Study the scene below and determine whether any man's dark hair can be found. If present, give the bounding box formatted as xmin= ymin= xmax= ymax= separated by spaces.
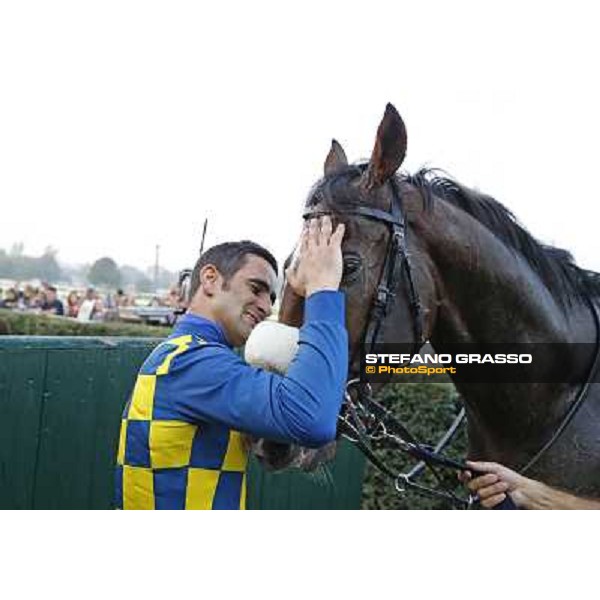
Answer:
xmin=189 ymin=241 xmax=278 ymax=298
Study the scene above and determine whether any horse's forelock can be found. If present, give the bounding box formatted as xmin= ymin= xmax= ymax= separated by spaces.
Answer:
xmin=306 ymin=163 xmax=392 ymax=213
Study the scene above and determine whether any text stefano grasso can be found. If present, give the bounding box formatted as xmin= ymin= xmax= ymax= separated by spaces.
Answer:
xmin=365 ymin=353 xmax=533 ymax=364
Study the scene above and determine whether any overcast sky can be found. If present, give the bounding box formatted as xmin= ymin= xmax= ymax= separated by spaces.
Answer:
xmin=1 ymin=1 xmax=599 ymax=274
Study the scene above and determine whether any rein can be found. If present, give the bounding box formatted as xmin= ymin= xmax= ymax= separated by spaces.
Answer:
xmin=340 ymin=379 xmax=471 ymax=507
xmin=521 ymin=296 xmax=600 ymax=474
xmin=303 ymin=174 xmax=600 ymax=509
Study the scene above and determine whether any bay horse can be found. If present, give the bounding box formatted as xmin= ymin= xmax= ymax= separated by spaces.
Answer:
xmin=272 ymin=103 xmax=600 ymax=501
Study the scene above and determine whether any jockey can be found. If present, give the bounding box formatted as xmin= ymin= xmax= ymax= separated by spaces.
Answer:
xmin=115 ymin=216 xmax=347 ymax=509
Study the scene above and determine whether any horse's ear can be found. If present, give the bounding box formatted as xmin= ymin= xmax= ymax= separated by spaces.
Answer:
xmin=324 ymin=139 xmax=348 ymax=176
xmin=363 ymin=103 xmax=407 ymax=190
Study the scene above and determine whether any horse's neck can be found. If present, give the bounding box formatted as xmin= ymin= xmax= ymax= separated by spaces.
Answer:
xmin=428 ymin=231 xmax=572 ymax=345
xmin=416 ymin=199 xmax=595 ymax=345
xmin=414 ymin=203 xmax=595 ymax=467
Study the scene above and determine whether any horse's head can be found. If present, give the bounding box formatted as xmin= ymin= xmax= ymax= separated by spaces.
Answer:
xmin=263 ymin=104 xmax=439 ymax=472
xmin=283 ymin=103 xmax=438 ymax=371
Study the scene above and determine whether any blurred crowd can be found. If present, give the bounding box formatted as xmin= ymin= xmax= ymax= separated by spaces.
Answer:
xmin=0 ymin=282 xmax=181 ymax=322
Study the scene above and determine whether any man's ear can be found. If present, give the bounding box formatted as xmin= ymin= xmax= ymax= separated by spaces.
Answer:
xmin=199 ymin=264 xmax=221 ymax=296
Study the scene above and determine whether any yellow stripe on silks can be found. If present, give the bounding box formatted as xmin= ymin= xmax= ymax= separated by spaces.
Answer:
xmin=185 ymin=468 xmax=220 ymax=510
xmin=240 ymin=473 xmax=247 ymax=510
xmin=123 ymin=466 xmax=155 ymax=510
xmin=127 ymin=375 xmax=156 ymax=421
xmin=156 ymin=335 xmax=192 ymax=376
xmin=150 ymin=420 xmax=196 ymax=469
xmin=116 ymin=419 xmax=127 ymax=465
xmin=221 ymin=430 xmax=249 ymax=472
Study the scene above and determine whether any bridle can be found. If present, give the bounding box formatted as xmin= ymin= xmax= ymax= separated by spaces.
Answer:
xmin=304 ymin=175 xmax=424 ymax=358
xmin=302 ymin=170 xmax=600 ymax=509
xmin=303 ymin=173 xmax=474 ymax=507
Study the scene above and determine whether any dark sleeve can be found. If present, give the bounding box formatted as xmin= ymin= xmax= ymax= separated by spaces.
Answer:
xmin=168 ymin=291 xmax=348 ymax=447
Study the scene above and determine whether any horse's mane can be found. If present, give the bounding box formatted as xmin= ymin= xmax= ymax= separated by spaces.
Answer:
xmin=306 ymin=165 xmax=600 ymax=309
xmin=406 ymin=168 xmax=600 ymax=309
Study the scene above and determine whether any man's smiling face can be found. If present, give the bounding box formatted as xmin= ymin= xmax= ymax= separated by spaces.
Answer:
xmin=212 ymin=254 xmax=277 ymax=347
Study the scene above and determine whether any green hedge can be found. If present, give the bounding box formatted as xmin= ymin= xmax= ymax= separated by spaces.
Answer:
xmin=361 ymin=383 xmax=467 ymax=509
xmin=0 ymin=309 xmax=168 ymax=337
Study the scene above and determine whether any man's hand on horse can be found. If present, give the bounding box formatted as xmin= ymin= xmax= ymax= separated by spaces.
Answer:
xmin=286 ymin=215 xmax=345 ymax=298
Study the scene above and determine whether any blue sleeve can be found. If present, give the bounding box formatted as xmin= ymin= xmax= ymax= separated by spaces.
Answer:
xmin=166 ymin=291 xmax=348 ymax=447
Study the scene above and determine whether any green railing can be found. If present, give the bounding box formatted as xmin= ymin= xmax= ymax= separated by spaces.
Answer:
xmin=0 ymin=337 xmax=364 ymax=509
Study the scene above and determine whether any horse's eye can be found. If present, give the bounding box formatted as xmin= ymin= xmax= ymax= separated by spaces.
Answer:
xmin=342 ymin=255 xmax=362 ymax=282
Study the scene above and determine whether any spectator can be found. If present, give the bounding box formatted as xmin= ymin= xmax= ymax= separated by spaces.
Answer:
xmin=66 ymin=291 xmax=80 ymax=318
xmin=165 ymin=286 xmax=180 ymax=308
xmin=41 ymin=286 xmax=65 ymax=316
xmin=77 ymin=288 xmax=98 ymax=321
xmin=115 ymin=291 xmax=128 ymax=307
xmin=115 ymin=289 xmax=128 ymax=308
xmin=92 ymin=297 xmax=106 ymax=321
xmin=24 ymin=285 xmax=42 ymax=309
xmin=16 ymin=289 xmax=27 ymax=310
xmin=104 ymin=292 xmax=115 ymax=310
xmin=0 ymin=288 xmax=18 ymax=309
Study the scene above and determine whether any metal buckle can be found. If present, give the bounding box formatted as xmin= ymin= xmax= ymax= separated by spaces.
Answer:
xmin=374 ymin=286 xmax=391 ymax=313
xmin=392 ymin=230 xmax=404 ymax=247
xmin=395 ymin=473 xmax=409 ymax=494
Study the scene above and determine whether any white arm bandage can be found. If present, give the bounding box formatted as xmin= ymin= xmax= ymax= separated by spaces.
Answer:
xmin=244 ymin=321 xmax=300 ymax=374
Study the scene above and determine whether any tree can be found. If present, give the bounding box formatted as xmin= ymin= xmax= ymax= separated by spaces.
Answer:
xmin=88 ymin=257 xmax=121 ymax=288
xmin=0 ymin=245 xmax=62 ymax=281
xmin=120 ymin=265 xmax=146 ymax=287
xmin=0 ymin=248 xmax=13 ymax=278
xmin=36 ymin=247 xmax=61 ymax=282
xmin=9 ymin=242 xmax=24 ymax=257
xmin=145 ymin=266 xmax=178 ymax=289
